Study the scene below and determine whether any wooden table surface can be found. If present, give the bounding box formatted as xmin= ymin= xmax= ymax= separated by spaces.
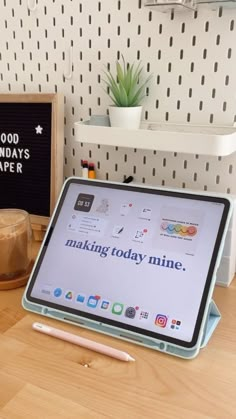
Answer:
xmin=0 ymin=256 xmax=236 ymax=418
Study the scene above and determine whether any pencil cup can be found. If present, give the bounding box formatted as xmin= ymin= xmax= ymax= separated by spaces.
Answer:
xmin=0 ymin=209 xmax=33 ymax=288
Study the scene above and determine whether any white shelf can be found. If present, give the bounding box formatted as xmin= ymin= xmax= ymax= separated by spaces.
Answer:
xmin=74 ymin=121 xmax=236 ymax=157
xmin=145 ymin=0 xmax=196 ymax=12
xmin=145 ymin=0 xmax=236 ymax=11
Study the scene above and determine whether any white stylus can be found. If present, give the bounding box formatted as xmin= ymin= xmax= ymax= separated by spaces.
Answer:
xmin=32 ymin=322 xmax=135 ymax=362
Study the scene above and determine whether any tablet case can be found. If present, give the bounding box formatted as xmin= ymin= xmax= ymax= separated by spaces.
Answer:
xmin=22 ymin=295 xmax=221 ymax=359
xmin=22 ymin=180 xmax=232 ymax=360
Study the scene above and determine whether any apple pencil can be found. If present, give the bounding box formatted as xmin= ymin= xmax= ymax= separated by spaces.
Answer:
xmin=32 ymin=322 xmax=135 ymax=362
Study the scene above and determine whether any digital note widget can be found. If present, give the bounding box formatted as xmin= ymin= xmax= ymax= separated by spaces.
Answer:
xmin=161 ymin=222 xmax=197 ymax=237
xmin=156 ymin=206 xmax=202 ymax=254
xmin=67 ymin=214 xmax=108 ymax=237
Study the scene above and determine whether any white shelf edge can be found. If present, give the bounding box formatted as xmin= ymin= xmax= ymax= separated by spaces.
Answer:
xmin=74 ymin=121 xmax=236 ymax=157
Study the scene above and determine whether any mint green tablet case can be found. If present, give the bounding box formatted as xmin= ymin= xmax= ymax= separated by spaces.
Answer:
xmin=22 ymin=179 xmax=232 ymax=359
xmin=22 ymin=295 xmax=221 ymax=359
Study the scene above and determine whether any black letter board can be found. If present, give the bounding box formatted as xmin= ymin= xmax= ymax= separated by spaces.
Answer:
xmin=0 ymin=94 xmax=64 ymax=229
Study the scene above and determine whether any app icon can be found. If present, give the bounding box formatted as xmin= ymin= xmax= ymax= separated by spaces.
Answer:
xmin=133 ymin=228 xmax=148 ymax=242
xmin=125 ymin=306 xmax=136 ymax=319
xmin=155 ymin=314 xmax=168 ymax=328
xmin=101 ymin=300 xmax=110 ymax=310
xmin=41 ymin=285 xmax=52 ymax=296
xmin=170 ymin=319 xmax=182 ymax=330
xmin=112 ymin=225 xmax=124 ymax=238
xmin=53 ymin=288 xmax=62 ymax=298
xmin=67 ymin=214 xmax=77 ymax=232
xmin=76 ymin=294 xmax=85 ymax=303
xmin=87 ymin=295 xmax=100 ymax=308
xmin=65 ymin=291 xmax=73 ymax=300
xmin=139 ymin=310 xmax=149 ymax=320
xmin=139 ymin=207 xmax=152 ymax=220
xmin=120 ymin=203 xmax=132 ymax=216
xmin=112 ymin=302 xmax=124 ymax=315
xmin=96 ymin=199 xmax=109 ymax=214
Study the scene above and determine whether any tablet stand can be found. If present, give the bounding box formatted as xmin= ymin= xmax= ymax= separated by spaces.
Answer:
xmin=166 ymin=300 xmax=221 ymax=358
xmin=200 ymin=300 xmax=221 ymax=349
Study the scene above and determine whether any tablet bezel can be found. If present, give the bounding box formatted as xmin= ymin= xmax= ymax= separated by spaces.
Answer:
xmin=24 ymin=178 xmax=231 ymax=350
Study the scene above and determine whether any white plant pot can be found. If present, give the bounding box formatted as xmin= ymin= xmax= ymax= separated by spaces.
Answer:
xmin=109 ymin=106 xmax=142 ymax=129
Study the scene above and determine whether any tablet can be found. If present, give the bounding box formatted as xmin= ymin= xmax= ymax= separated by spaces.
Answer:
xmin=23 ymin=178 xmax=232 ymax=359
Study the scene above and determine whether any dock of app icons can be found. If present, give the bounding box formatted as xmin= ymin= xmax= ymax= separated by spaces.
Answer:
xmin=52 ymin=287 xmax=180 ymax=330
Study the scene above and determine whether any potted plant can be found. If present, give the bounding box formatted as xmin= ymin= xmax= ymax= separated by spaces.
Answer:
xmin=103 ymin=56 xmax=152 ymax=129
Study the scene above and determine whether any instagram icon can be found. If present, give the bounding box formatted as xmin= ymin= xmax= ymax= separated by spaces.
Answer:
xmin=155 ymin=314 xmax=168 ymax=328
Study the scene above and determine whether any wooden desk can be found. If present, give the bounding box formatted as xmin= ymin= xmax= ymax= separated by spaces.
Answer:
xmin=0 ymin=272 xmax=236 ymax=418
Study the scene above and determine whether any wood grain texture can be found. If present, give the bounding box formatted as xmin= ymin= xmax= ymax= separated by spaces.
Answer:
xmin=0 ymin=278 xmax=235 ymax=418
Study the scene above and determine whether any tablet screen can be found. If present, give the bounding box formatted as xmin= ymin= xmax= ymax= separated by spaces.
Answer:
xmin=26 ymin=179 xmax=230 ymax=348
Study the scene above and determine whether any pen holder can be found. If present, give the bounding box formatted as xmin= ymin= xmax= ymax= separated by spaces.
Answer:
xmin=0 ymin=209 xmax=33 ymax=290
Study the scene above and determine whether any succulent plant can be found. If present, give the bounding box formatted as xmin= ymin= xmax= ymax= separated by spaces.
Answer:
xmin=103 ymin=56 xmax=151 ymax=107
